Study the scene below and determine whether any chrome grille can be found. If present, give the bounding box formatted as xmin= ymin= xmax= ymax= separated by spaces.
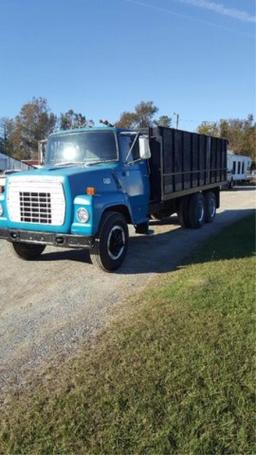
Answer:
xmin=7 ymin=176 xmax=66 ymax=226
xmin=19 ymin=191 xmax=52 ymax=224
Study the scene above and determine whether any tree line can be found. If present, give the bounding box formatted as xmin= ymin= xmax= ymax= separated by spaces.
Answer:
xmin=0 ymin=97 xmax=255 ymax=163
xmin=197 ymin=116 xmax=256 ymax=162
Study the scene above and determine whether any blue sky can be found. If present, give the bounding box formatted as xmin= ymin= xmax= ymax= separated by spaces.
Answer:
xmin=0 ymin=0 xmax=255 ymax=131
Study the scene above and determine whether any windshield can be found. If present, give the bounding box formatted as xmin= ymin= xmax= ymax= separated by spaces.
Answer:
xmin=45 ymin=131 xmax=118 ymax=166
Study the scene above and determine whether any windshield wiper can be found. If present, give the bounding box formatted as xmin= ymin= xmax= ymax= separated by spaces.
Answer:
xmin=85 ymin=160 xmax=116 ymax=166
xmin=54 ymin=161 xmax=85 ymax=167
xmin=52 ymin=159 xmax=117 ymax=167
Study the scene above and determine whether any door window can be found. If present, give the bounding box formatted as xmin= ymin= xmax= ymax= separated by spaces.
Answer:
xmin=119 ymin=134 xmax=140 ymax=163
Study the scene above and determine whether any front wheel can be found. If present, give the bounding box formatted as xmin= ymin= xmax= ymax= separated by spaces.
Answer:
xmin=12 ymin=242 xmax=46 ymax=260
xmin=90 ymin=212 xmax=128 ymax=272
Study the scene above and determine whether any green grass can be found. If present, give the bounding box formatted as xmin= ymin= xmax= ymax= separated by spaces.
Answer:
xmin=1 ymin=215 xmax=255 ymax=455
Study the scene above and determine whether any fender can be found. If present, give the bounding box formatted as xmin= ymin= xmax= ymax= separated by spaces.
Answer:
xmin=71 ymin=191 xmax=134 ymax=236
xmin=93 ymin=191 xmax=134 ymax=235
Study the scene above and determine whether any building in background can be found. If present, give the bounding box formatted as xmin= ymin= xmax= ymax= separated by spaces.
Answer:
xmin=227 ymin=151 xmax=252 ymax=187
xmin=0 ymin=151 xmax=31 ymax=173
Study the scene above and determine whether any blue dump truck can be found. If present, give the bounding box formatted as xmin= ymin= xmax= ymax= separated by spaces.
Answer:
xmin=0 ymin=126 xmax=227 ymax=271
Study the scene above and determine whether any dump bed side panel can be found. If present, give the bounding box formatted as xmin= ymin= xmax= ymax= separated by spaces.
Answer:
xmin=149 ymin=127 xmax=227 ymax=202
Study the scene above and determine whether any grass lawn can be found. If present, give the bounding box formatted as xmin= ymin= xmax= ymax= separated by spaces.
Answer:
xmin=1 ymin=215 xmax=255 ymax=455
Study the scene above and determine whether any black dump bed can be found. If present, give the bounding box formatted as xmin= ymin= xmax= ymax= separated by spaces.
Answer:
xmin=148 ymin=126 xmax=227 ymax=203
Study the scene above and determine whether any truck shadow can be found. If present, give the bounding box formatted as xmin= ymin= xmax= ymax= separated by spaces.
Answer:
xmin=38 ymin=215 xmax=181 ymax=265
xmin=39 ymin=209 xmax=255 ymax=275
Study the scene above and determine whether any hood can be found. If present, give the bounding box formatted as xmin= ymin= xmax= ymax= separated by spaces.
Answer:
xmin=7 ymin=162 xmax=120 ymax=197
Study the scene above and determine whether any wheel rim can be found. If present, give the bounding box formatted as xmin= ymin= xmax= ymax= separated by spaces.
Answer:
xmin=107 ymin=226 xmax=126 ymax=260
xmin=209 ymin=199 xmax=216 ymax=218
xmin=197 ymin=202 xmax=204 ymax=223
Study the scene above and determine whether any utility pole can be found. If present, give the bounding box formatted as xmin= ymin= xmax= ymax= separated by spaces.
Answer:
xmin=173 ymin=112 xmax=180 ymax=129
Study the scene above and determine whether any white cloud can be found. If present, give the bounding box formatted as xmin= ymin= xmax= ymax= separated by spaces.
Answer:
xmin=179 ymin=0 xmax=256 ymax=23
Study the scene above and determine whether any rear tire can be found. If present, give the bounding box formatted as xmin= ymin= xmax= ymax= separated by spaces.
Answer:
xmin=187 ymin=193 xmax=205 ymax=229
xmin=90 ymin=212 xmax=128 ymax=272
xmin=12 ymin=242 xmax=46 ymax=260
xmin=204 ymin=192 xmax=216 ymax=223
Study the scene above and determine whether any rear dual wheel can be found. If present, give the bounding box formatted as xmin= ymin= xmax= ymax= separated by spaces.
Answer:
xmin=178 ymin=191 xmax=216 ymax=229
xmin=204 ymin=191 xmax=216 ymax=223
xmin=187 ymin=193 xmax=205 ymax=228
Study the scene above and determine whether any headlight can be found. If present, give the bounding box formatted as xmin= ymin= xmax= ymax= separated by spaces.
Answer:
xmin=0 ymin=203 xmax=3 ymax=217
xmin=77 ymin=207 xmax=89 ymax=223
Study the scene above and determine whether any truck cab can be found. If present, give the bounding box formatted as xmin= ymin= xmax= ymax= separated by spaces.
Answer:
xmin=0 ymin=127 xmax=151 ymax=271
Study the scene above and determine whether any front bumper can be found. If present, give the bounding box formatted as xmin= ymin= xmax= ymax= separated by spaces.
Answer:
xmin=0 ymin=228 xmax=95 ymax=249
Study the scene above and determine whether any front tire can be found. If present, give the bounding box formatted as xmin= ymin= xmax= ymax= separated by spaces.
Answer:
xmin=12 ymin=242 xmax=46 ymax=260
xmin=90 ymin=212 xmax=128 ymax=272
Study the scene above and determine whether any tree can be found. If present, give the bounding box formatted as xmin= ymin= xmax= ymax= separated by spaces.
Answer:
xmin=116 ymin=101 xmax=173 ymax=129
xmin=197 ymin=115 xmax=256 ymax=162
xmin=197 ymin=121 xmax=219 ymax=137
xmin=116 ymin=101 xmax=159 ymax=128
xmin=8 ymin=97 xmax=57 ymax=160
xmin=134 ymin=101 xmax=158 ymax=128
xmin=155 ymin=115 xmax=172 ymax=127
xmin=59 ymin=109 xmax=89 ymax=130
xmin=114 ymin=111 xmax=138 ymax=129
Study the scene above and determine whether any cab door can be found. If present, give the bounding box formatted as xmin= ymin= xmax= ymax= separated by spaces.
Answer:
xmin=118 ymin=134 xmax=150 ymax=224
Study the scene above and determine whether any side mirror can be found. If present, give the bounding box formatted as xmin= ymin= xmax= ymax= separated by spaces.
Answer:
xmin=139 ymin=136 xmax=151 ymax=160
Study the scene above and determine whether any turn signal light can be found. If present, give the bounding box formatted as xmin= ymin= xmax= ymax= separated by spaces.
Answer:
xmin=86 ymin=186 xmax=96 ymax=196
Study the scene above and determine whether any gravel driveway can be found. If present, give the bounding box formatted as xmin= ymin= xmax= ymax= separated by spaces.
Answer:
xmin=0 ymin=188 xmax=255 ymax=399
